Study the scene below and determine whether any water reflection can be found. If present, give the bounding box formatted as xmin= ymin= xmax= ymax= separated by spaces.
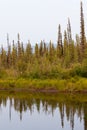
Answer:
xmin=0 ymin=92 xmax=87 ymax=130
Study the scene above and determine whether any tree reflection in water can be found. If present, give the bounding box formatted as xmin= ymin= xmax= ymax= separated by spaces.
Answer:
xmin=0 ymin=92 xmax=87 ymax=130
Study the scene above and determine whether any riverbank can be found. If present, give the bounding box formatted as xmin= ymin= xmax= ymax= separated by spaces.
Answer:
xmin=0 ymin=77 xmax=87 ymax=92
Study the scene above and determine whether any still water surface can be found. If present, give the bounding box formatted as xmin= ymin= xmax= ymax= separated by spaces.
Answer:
xmin=0 ymin=92 xmax=86 ymax=130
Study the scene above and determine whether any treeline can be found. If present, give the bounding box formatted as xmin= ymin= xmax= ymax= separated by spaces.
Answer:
xmin=0 ymin=1 xmax=87 ymax=79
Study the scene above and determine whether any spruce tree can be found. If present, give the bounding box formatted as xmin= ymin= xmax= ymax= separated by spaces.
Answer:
xmin=49 ymin=40 xmax=54 ymax=62
xmin=17 ymin=33 xmax=22 ymax=60
xmin=57 ymin=24 xmax=63 ymax=58
xmin=67 ymin=18 xmax=72 ymax=44
xmin=63 ymin=30 xmax=70 ymax=67
xmin=7 ymin=34 xmax=11 ymax=67
xmin=21 ymin=42 xmax=24 ymax=58
xmin=12 ymin=40 xmax=17 ymax=67
xmin=1 ymin=45 xmax=7 ymax=67
xmin=80 ymin=1 xmax=85 ymax=59
xmin=39 ymin=40 xmax=43 ymax=57
xmin=75 ymin=34 xmax=81 ymax=62
xmin=43 ymin=41 xmax=47 ymax=56
xmin=25 ymin=41 xmax=32 ymax=63
xmin=67 ymin=19 xmax=75 ymax=64
xmin=63 ymin=30 xmax=68 ymax=58
xmin=35 ymin=43 xmax=39 ymax=58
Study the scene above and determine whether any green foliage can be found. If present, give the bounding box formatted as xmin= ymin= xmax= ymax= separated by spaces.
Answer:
xmin=0 ymin=68 xmax=7 ymax=78
xmin=17 ymin=60 xmax=27 ymax=76
xmin=81 ymin=59 xmax=87 ymax=77
xmin=69 ymin=64 xmax=82 ymax=77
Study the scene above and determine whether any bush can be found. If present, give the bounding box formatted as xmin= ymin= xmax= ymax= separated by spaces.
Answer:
xmin=81 ymin=59 xmax=87 ymax=77
xmin=0 ymin=69 xmax=7 ymax=78
xmin=70 ymin=64 xmax=82 ymax=77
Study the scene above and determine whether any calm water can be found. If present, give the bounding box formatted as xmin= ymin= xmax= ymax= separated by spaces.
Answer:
xmin=0 ymin=92 xmax=87 ymax=130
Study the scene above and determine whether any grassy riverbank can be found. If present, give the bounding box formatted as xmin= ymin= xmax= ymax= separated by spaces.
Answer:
xmin=0 ymin=77 xmax=87 ymax=92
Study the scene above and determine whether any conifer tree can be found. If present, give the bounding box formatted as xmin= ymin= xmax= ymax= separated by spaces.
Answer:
xmin=7 ymin=45 xmax=11 ymax=67
xmin=43 ymin=41 xmax=47 ymax=56
xmin=39 ymin=40 xmax=43 ymax=57
xmin=80 ymin=1 xmax=85 ymax=58
xmin=74 ymin=45 xmax=79 ymax=63
xmin=7 ymin=34 xmax=11 ymax=67
xmin=69 ymin=40 xmax=75 ymax=64
xmin=49 ymin=40 xmax=54 ymax=62
xmin=63 ymin=30 xmax=68 ymax=57
xmin=12 ymin=40 xmax=17 ymax=67
xmin=75 ymin=34 xmax=81 ymax=62
xmin=1 ymin=45 xmax=7 ymax=67
xmin=67 ymin=19 xmax=75 ymax=64
xmin=63 ymin=31 xmax=70 ymax=67
xmin=35 ymin=43 xmax=39 ymax=58
xmin=25 ymin=40 xmax=32 ymax=63
xmin=57 ymin=24 xmax=63 ymax=58
xmin=17 ymin=33 xmax=22 ymax=60
xmin=67 ymin=18 xmax=72 ymax=44
xmin=21 ymin=42 xmax=24 ymax=58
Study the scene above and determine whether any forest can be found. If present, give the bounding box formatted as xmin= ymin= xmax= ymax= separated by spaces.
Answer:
xmin=0 ymin=2 xmax=87 ymax=91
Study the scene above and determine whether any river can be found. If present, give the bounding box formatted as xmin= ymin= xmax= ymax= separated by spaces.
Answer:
xmin=0 ymin=92 xmax=86 ymax=130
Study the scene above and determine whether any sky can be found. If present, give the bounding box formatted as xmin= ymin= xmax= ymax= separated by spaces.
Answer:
xmin=0 ymin=0 xmax=87 ymax=46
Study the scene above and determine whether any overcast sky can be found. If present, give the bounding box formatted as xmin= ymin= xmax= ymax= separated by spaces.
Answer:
xmin=0 ymin=0 xmax=87 ymax=46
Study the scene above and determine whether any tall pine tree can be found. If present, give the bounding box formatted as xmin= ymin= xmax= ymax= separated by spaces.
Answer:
xmin=57 ymin=24 xmax=63 ymax=58
xmin=80 ymin=1 xmax=85 ymax=59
